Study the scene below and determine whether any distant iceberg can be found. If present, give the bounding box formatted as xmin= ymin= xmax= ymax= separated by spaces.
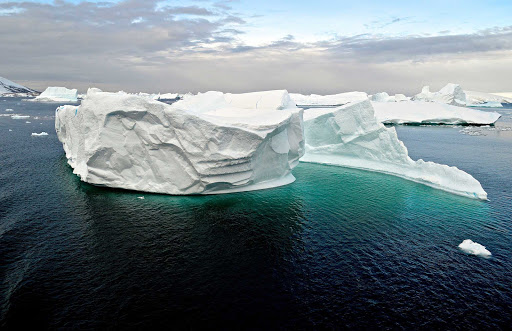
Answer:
xmin=465 ymin=90 xmax=511 ymax=106
xmin=372 ymin=101 xmax=501 ymax=125
xmin=34 ymin=87 xmax=78 ymax=103
xmin=11 ymin=114 xmax=30 ymax=119
xmin=458 ymin=239 xmax=491 ymax=257
xmin=55 ymin=88 xmax=305 ymax=195
xmin=290 ymin=92 xmax=368 ymax=106
xmin=300 ymin=99 xmax=488 ymax=200
xmin=413 ymin=83 xmax=467 ymax=106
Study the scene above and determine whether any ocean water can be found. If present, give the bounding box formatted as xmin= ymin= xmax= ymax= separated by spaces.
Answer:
xmin=1 ymin=99 xmax=511 ymax=329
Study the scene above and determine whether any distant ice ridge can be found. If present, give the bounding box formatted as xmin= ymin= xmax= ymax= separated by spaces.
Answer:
xmin=0 ymin=76 xmax=39 ymax=96
xmin=372 ymin=101 xmax=501 ymax=125
xmin=55 ymin=88 xmax=305 ymax=195
xmin=300 ymin=99 xmax=488 ymax=200
xmin=458 ymin=239 xmax=491 ymax=257
xmin=34 ymin=87 xmax=78 ymax=102
xmin=290 ymin=92 xmax=368 ymax=106
xmin=413 ymin=83 xmax=467 ymax=106
xmin=465 ymin=90 xmax=512 ymax=106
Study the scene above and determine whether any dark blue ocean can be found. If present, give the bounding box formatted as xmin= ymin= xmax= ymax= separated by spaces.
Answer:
xmin=1 ymin=98 xmax=511 ymax=329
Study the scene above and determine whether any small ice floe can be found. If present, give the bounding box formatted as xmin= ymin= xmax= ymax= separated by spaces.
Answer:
xmin=5 ymin=108 xmax=13 ymax=112
xmin=458 ymin=239 xmax=492 ymax=257
xmin=25 ymin=121 xmax=31 ymax=124
xmin=11 ymin=115 xmax=30 ymax=119
xmin=137 ymin=196 xmax=145 ymax=200
xmin=31 ymin=132 xmax=49 ymax=137
xmin=9 ymin=129 xmax=13 ymax=132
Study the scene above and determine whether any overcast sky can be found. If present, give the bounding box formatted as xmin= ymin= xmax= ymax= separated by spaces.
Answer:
xmin=1 ymin=0 xmax=512 ymax=94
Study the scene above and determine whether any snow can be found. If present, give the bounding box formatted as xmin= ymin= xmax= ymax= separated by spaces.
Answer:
xmin=11 ymin=115 xmax=30 ymax=119
xmin=492 ymin=92 xmax=512 ymax=99
xmin=34 ymin=87 xmax=78 ymax=102
xmin=465 ymin=90 xmax=512 ymax=105
xmin=413 ymin=83 xmax=467 ymax=106
xmin=458 ymin=239 xmax=491 ymax=257
xmin=31 ymin=132 xmax=49 ymax=137
xmin=55 ymin=88 xmax=305 ymax=195
xmin=300 ymin=99 xmax=488 ymax=200
xmin=158 ymin=93 xmax=180 ymax=100
xmin=372 ymin=101 xmax=501 ymax=125
xmin=290 ymin=92 xmax=368 ymax=106
xmin=0 ymin=76 xmax=38 ymax=95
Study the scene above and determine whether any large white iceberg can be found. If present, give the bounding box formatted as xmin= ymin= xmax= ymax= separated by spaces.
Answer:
xmin=35 ymin=87 xmax=78 ymax=102
xmin=300 ymin=99 xmax=488 ymax=200
xmin=458 ymin=239 xmax=492 ymax=257
xmin=372 ymin=101 xmax=501 ymax=125
xmin=290 ymin=92 xmax=368 ymax=106
xmin=465 ymin=90 xmax=512 ymax=106
xmin=55 ymin=89 xmax=305 ymax=195
xmin=413 ymin=84 xmax=467 ymax=106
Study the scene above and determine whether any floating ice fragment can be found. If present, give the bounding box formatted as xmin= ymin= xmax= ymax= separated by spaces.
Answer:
xmin=458 ymin=239 xmax=491 ymax=257
xmin=11 ymin=115 xmax=30 ymax=119
xmin=25 ymin=121 xmax=31 ymax=123
xmin=31 ymin=132 xmax=49 ymax=136
xmin=137 ymin=197 xmax=145 ymax=199
xmin=5 ymin=108 xmax=13 ymax=112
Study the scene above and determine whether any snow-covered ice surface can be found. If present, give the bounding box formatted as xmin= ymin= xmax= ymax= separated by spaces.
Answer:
xmin=466 ymin=91 xmax=512 ymax=105
xmin=55 ymin=89 xmax=305 ymax=195
xmin=413 ymin=84 xmax=467 ymax=106
xmin=458 ymin=239 xmax=492 ymax=257
xmin=0 ymin=76 xmax=38 ymax=96
xmin=34 ymin=87 xmax=78 ymax=103
xmin=290 ymin=92 xmax=368 ymax=106
xmin=31 ymin=132 xmax=49 ymax=137
xmin=372 ymin=101 xmax=501 ymax=125
xmin=300 ymin=100 xmax=488 ymax=200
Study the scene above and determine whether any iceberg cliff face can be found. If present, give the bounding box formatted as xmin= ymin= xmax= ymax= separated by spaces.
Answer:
xmin=372 ymin=101 xmax=501 ymax=125
xmin=300 ymin=100 xmax=488 ymax=200
xmin=35 ymin=87 xmax=78 ymax=102
xmin=55 ymin=89 xmax=305 ymax=195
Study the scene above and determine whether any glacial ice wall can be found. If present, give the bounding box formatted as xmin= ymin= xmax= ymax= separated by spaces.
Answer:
xmin=300 ymin=100 xmax=488 ymax=200
xmin=55 ymin=89 xmax=305 ymax=195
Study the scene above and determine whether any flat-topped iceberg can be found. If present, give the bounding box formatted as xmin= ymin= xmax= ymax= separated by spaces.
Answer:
xmin=55 ymin=89 xmax=304 ymax=195
xmin=413 ymin=83 xmax=467 ymax=106
xmin=372 ymin=101 xmax=501 ymax=125
xmin=290 ymin=92 xmax=368 ymax=106
xmin=300 ymin=99 xmax=488 ymax=200
xmin=35 ymin=87 xmax=78 ymax=102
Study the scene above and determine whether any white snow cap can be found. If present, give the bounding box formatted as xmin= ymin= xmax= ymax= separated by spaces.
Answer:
xmin=290 ymin=92 xmax=368 ymax=106
xmin=55 ymin=88 xmax=305 ymax=195
xmin=35 ymin=87 xmax=78 ymax=102
xmin=458 ymin=239 xmax=492 ymax=257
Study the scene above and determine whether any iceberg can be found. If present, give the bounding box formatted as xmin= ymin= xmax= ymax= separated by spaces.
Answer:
xmin=465 ymin=90 xmax=512 ymax=106
xmin=290 ymin=92 xmax=368 ymax=106
xmin=458 ymin=239 xmax=491 ymax=257
xmin=413 ymin=84 xmax=467 ymax=106
xmin=55 ymin=88 xmax=305 ymax=195
xmin=300 ymin=99 xmax=488 ymax=200
xmin=372 ymin=101 xmax=501 ymax=125
xmin=34 ymin=87 xmax=78 ymax=103
xmin=31 ymin=132 xmax=49 ymax=137
xmin=371 ymin=92 xmax=394 ymax=102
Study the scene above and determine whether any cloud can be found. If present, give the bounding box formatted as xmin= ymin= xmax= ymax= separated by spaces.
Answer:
xmin=1 ymin=1 xmax=512 ymax=94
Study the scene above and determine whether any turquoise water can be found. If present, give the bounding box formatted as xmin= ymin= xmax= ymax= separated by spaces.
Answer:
xmin=1 ymin=99 xmax=511 ymax=328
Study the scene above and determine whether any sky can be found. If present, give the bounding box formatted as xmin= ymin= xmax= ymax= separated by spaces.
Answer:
xmin=1 ymin=0 xmax=512 ymax=94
